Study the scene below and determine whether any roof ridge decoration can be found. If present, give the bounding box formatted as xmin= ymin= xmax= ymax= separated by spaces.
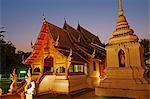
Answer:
xmin=78 ymin=20 xmax=80 ymax=27
xmin=64 ymin=18 xmax=67 ymax=25
xmin=42 ymin=13 xmax=46 ymax=23
xmin=55 ymin=34 xmax=59 ymax=46
xmin=77 ymin=35 xmax=81 ymax=42
xmin=91 ymin=49 xmax=96 ymax=58
xmin=68 ymin=48 xmax=72 ymax=57
xmin=63 ymin=17 xmax=68 ymax=30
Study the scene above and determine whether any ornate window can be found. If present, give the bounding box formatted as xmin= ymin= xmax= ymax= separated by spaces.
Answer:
xmin=69 ymin=64 xmax=85 ymax=73
xmin=69 ymin=64 xmax=74 ymax=72
xmin=56 ymin=66 xmax=65 ymax=73
xmin=74 ymin=64 xmax=84 ymax=72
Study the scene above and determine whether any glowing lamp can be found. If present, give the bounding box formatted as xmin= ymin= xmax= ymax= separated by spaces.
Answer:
xmin=20 ymin=71 xmax=26 ymax=74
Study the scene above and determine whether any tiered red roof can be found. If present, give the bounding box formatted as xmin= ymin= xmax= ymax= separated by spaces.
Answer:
xmin=24 ymin=19 xmax=105 ymax=65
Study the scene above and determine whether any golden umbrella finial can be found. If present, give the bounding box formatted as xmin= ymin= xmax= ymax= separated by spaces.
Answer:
xmin=119 ymin=0 xmax=124 ymax=15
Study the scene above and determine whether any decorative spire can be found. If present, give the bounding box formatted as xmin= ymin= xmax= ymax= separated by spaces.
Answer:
xmin=63 ymin=17 xmax=68 ymax=30
xmin=113 ymin=0 xmax=132 ymax=36
xmin=31 ymin=40 xmax=34 ymax=49
xmin=119 ymin=0 xmax=124 ymax=16
xmin=109 ymin=0 xmax=138 ymax=44
xmin=42 ymin=12 xmax=46 ymax=22
xmin=77 ymin=20 xmax=81 ymax=31
xmin=78 ymin=20 xmax=80 ymax=26
xmin=64 ymin=17 xmax=67 ymax=24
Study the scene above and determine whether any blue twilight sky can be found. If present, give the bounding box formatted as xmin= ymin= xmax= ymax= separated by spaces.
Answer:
xmin=1 ymin=0 xmax=149 ymax=52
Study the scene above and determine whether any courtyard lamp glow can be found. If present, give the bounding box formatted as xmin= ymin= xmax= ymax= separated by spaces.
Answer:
xmin=20 ymin=71 xmax=26 ymax=74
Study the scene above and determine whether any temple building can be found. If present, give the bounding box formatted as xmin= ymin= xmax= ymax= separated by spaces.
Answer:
xmin=95 ymin=0 xmax=150 ymax=98
xmin=23 ymin=18 xmax=105 ymax=94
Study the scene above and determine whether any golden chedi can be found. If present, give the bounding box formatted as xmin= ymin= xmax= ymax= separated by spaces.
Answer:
xmin=95 ymin=0 xmax=150 ymax=98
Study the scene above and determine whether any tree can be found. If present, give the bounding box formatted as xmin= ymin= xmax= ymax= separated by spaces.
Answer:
xmin=0 ymin=27 xmax=17 ymax=77
xmin=140 ymin=39 xmax=150 ymax=67
xmin=0 ymin=27 xmax=6 ymax=76
xmin=140 ymin=39 xmax=150 ymax=78
xmin=0 ymin=40 xmax=17 ymax=77
xmin=0 ymin=27 xmax=5 ymax=39
xmin=0 ymin=27 xmax=31 ymax=78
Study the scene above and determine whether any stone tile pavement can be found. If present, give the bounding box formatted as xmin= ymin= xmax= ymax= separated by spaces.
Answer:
xmin=0 ymin=89 xmax=128 ymax=99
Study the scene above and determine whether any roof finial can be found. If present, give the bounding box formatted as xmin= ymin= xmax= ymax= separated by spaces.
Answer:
xmin=42 ymin=12 xmax=46 ymax=22
xmin=64 ymin=16 xmax=67 ymax=23
xmin=78 ymin=20 xmax=80 ymax=25
xmin=119 ymin=0 xmax=124 ymax=15
xmin=31 ymin=40 xmax=34 ymax=49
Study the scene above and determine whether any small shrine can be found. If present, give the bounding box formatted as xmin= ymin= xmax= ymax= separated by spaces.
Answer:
xmin=95 ymin=0 xmax=150 ymax=98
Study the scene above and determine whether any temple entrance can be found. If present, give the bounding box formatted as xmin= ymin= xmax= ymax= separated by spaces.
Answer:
xmin=118 ymin=49 xmax=125 ymax=67
xmin=44 ymin=56 xmax=54 ymax=73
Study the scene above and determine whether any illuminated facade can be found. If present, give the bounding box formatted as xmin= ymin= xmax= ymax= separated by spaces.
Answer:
xmin=95 ymin=0 xmax=150 ymax=98
xmin=24 ymin=18 xmax=105 ymax=94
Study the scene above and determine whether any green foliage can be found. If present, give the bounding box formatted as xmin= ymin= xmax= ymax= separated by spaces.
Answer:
xmin=0 ymin=39 xmax=17 ymax=77
xmin=141 ymin=39 xmax=150 ymax=54
xmin=0 ymin=39 xmax=29 ymax=77
xmin=140 ymin=39 xmax=150 ymax=67
xmin=140 ymin=39 xmax=150 ymax=78
xmin=0 ymin=27 xmax=29 ymax=77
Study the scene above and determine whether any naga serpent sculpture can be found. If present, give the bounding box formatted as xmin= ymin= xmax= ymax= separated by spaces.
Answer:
xmin=8 ymin=69 xmax=18 ymax=94
xmin=24 ymin=68 xmax=35 ymax=95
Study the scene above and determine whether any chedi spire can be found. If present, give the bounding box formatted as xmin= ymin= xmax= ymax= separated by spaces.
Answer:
xmin=112 ymin=0 xmax=134 ymax=36
xmin=119 ymin=0 xmax=124 ymax=16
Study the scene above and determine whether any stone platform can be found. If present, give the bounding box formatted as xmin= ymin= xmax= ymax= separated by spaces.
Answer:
xmin=95 ymin=86 xmax=150 ymax=98
xmin=95 ymin=78 xmax=150 ymax=98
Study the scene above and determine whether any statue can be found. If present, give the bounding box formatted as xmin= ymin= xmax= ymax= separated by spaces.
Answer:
xmin=26 ymin=82 xmax=35 ymax=95
xmin=8 ymin=69 xmax=18 ymax=94
xmin=119 ymin=49 xmax=125 ymax=67
xmin=24 ymin=68 xmax=35 ymax=99
xmin=24 ymin=68 xmax=31 ymax=93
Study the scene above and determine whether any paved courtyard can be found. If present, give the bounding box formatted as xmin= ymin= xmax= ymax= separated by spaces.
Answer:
xmin=1 ymin=89 xmax=128 ymax=99
xmin=35 ymin=89 xmax=127 ymax=99
xmin=0 ymin=79 xmax=128 ymax=99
